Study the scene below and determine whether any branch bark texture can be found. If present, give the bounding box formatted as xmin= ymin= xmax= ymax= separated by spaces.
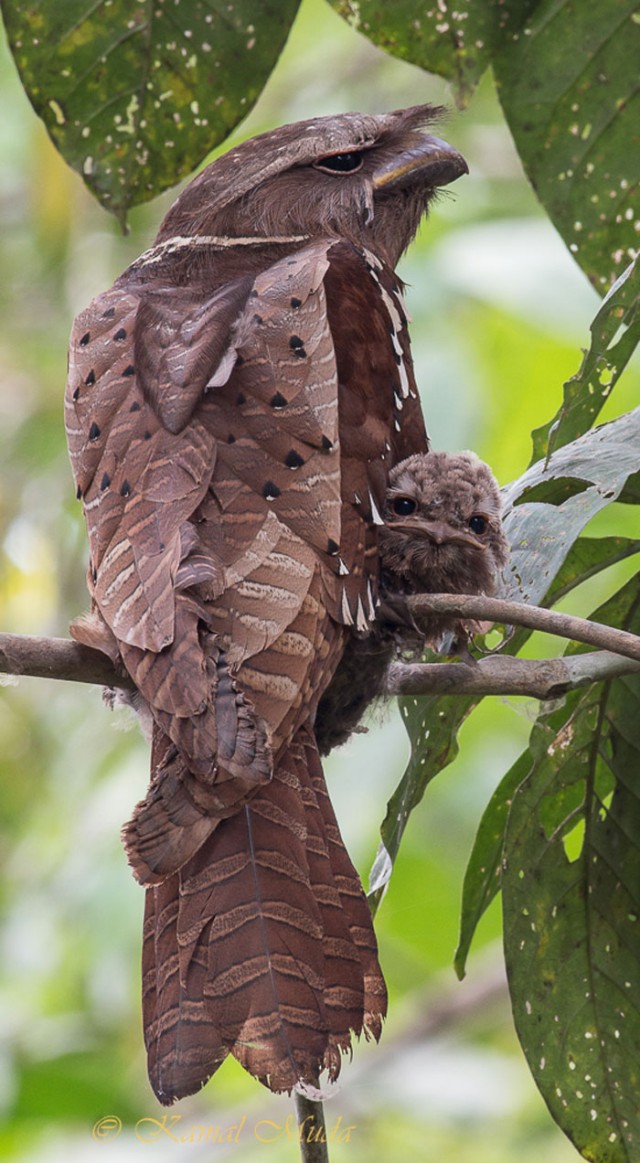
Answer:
xmin=1 ymin=591 xmax=639 ymax=702
xmin=406 ymin=593 xmax=640 ymax=662
xmin=0 ymin=633 xmax=132 ymax=690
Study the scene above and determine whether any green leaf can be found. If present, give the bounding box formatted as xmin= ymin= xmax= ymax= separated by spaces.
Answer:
xmin=454 ymin=751 xmax=531 ymax=981
xmin=502 ymin=575 xmax=640 ymax=1161
xmin=368 ymin=693 xmax=478 ymax=911
xmin=0 ymin=0 xmax=301 ymax=222
xmin=619 ymin=469 xmax=640 ymax=505
xmin=453 ymin=533 xmax=639 ymax=976
xmin=328 ymin=0 xmax=537 ymax=105
xmin=494 ymin=1 xmax=640 ymax=291
xmin=548 ymin=536 xmax=640 ymax=605
xmin=531 ymin=256 xmax=640 ymax=464
xmin=503 ymin=406 xmax=640 ymax=606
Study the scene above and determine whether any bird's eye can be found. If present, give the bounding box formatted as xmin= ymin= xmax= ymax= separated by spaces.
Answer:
xmin=392 ymin=496 xmax=417 ymax=517
xmin=469 ymin=514 xmax=488 ymax=535
xmin=314 ymin=151 xmax=364 ymax=174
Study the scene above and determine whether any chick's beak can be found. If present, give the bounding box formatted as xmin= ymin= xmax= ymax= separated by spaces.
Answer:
xmin=372 ymin=134 xmax=468 ymax=192
xmin=385 ymin=516 xmax=487 ymax=550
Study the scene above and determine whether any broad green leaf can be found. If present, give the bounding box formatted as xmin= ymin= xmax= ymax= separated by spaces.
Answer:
xmin=368 ymin=693 xmax=478 ymax=911
xmin=503 ymin=406 xmax=640 ymax=606
xmin=548 ymin=536 xmax=640 ymax=605
xmin=494 ymin=1 xmax=640 ymax=291
xmin=329 ymin=0 xmax=537 ymax=106
xmin=452 ymin=535 xmax=639 ymax=977
xmin=0 ymin=0 xmax=301 ymax=222
xmin=502 ymin=575 xmax=640 ymax=1161
xmin=454 ymin=751 xmax=530 ymax=980
xmin=531 ymin=257 xmax=640 ymax=464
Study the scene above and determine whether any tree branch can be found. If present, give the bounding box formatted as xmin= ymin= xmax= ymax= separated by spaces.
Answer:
xmin=2 ymin=591 xmax=639 ymax=704
xmin=0 ymin=633 xmax=132 ymax=690
xmin=386 ymin=651 xmax=640 ymax=700
xmin=405 ymin=592 xmax=640 ymax=662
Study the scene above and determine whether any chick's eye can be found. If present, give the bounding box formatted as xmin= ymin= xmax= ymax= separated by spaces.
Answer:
xmin=469 ymin=514 xmax=488 ymax=535
xmin=314 ymin=151 xmax=364 ymax=174
xmin=392 ymin=496 xmax=417 ymax=517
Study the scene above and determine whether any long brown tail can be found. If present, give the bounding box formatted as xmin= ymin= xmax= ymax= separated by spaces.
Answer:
xmin=141 ymin=724 xmax=386 ymax=1103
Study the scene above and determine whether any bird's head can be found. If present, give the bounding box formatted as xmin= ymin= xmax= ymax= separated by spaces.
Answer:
xmin=155 ymin=106 xmax=467 ymax=268
xmin=380 ymin=451 xmax=509 ymax=595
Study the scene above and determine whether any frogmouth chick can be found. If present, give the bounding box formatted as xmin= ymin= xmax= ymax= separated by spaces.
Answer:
xmin=378 ymin=449 xmax=509 ymax=649
xmin=314 ymin=450 xmax=509 ymax=755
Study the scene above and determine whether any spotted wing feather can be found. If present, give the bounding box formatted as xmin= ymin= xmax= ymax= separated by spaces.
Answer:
xmin=67 ymin=236 xmax=425 ymax=1103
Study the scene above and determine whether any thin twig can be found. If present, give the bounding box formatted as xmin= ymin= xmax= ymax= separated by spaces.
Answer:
xmin=294 ymin=1093 xmax=329 ymax=1163
xmin=386 ymin=651 xmax=640 ymax=700
xmin=406 ymin=593 xmax=640 ymax=662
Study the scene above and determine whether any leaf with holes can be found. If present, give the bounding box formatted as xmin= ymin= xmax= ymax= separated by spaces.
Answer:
xmin=531 ymin=257 xmax=640 ymax=465
xmin=329 ymin=0 xmax=537 ymax=106
xmin=502 ymin=406 xmax=640 ymax=606
xmin=494 ymin=2 xmax=640 ymax=292
xmin=0 ymin=0 xmax=301 ymax=222
xmin=453 ymin=534 xmax=640 ymax=978
xmin=502 ymin=575 xmax=640 ymax=1161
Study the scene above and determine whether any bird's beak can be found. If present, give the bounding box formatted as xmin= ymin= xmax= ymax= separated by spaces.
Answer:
xmin=385 ymin=516 xmax=487 ymax=550
xmin=372 ymin=135 xmax=468 ymax=192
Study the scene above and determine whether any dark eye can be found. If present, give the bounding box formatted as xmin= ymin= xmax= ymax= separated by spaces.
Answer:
xmin=392 ymin=496 xmax=417 ymax=517
xmin=314 ymin=151 xmax=364 ymax=174
xmin=469 ymin=515 xmax=487 ymax=535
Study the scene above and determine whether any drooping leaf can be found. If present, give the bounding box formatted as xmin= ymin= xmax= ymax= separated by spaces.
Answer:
xmin=328 ymin=0 xmax=537 ymax=106
xmin=531 ymin=256 xmax=640 ymax=464
xmin=494 ymin=1 xmax=640 ymax=291
xmin=0 ymin=0 xmax=301 ymax=222
xmin=368 ymin=692 xmax=478 ymax=911
xmin=502 ymin=575 xmax=640 ymax=1161
xmin=453 ymin=533 xmax=640 ymax=976
xmin=454 ymin=751 xmax=531 ymax=980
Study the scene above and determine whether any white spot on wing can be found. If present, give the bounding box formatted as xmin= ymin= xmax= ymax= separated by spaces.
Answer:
xmin=369 ymin=490 xmax=384 ymax=526
xmin=341 ymin=587 xmax=354 ymax=625
xmin=356 ymin=596 xmax=368 ymax=631
xmin=366 ymin=578 xmax=376 ymax=620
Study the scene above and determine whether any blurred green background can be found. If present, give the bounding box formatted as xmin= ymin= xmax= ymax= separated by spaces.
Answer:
xmin=0 ymin=1 xmax=637 ymax=1160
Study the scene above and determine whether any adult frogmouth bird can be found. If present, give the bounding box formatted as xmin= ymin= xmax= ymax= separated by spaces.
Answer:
xmin=315 ymin=451 xmax=509 ymax=754
xmin=64 ymin=107 xmax=467 ymax=1103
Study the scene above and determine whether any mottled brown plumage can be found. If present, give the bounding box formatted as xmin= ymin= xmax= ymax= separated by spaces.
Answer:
xmin=315 ymin=451 xmax=508 ymax=754
xmin=64 ymin=107 xmax=467 ymax=1102
xmin=379 ymin=450 xmax=509 ymax=633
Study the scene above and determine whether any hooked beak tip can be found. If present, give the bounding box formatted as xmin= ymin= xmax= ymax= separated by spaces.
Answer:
xmin=372 ymin=135 xmax=469 ymax=192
